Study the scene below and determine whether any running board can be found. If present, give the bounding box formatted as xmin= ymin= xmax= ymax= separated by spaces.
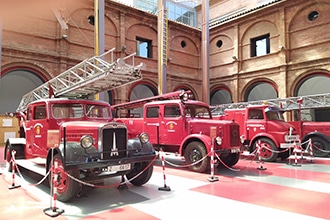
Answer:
xmin=15 ymin=159 xmax=47 ymax=176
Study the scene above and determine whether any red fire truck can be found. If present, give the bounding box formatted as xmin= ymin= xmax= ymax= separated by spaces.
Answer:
xmin=212 ymin=104 xmax=300 ymax=162
xmin=212 ymin=93 xmax=330 ymax=160
xmin=112 ymin=91 xmax=241 ymax=173
xmin=4 ymin=49 xmax=156 ymax=202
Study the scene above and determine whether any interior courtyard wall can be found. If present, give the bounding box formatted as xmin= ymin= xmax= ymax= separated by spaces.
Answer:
xmin=1 ymin=0 xmax=330 ymax=107
xmin=208 ymin=0 xmax=330 ymax=103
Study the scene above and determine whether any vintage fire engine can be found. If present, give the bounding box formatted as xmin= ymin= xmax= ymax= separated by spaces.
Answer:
xmin=213 ymin=93 xmax=330 ymax=158
xmin=112 ymin=91 xmax=241 ymax=173
xmin=212 ymin=104 xmax=300 ymax=162
xmin=4 ymin=49 xmax=156 ymax=202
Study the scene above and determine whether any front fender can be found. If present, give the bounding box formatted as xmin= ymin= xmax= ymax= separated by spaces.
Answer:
xmin=250 ymin=133 xmax=279 ymax=148
xmin=128 ymin=138 xmax=155 ymax=156
xmin=302 ymin=132 xmax=330 ymax=144
xmin=46 ymin=142 xmax=98 ymax=172
xmin=179 ymin=134 xmax=212 ymax=156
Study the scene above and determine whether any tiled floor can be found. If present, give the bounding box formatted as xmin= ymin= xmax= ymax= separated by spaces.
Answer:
xmin=1 ymin=147 xmax=330 ymax=220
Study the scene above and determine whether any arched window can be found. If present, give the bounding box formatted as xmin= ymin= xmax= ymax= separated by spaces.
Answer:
xmin=129 ymin=84 xmax=158 ymax=117
xmin=294 ymin=74 xmax=330 ymax=122
xmin=210 ymin=89 xmax=232 ymax=105
xmin=244 ymin=82 xmax=277 ymax=102
xmin=0 ymin=70 xmax=44 ymax=114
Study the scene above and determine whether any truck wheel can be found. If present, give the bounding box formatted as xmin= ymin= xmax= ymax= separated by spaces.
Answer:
xmin=279 ymin=150 xmax=290 ymax=160
xmin=126 ymin=162 xmax=153 ymax=186
xmin=310 ymin=137 xmax=329 ymax=157
xmin=255 ymin=138 xmax=278 ymax=162
xmin=220 ymin=153 xmax=240 ymax=167
xmin=49 ymin=154 xmax=80 ymax=202
xmin=184 ymin=141 xmax=209 ymax=173
xmin=5 ymin=141 xmax=25 ymax=172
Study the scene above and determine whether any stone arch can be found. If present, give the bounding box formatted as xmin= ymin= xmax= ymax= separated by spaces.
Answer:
xmin=210 ymin=34 xmax=233 ymax=53
xmin=126 ymin=24 xmax=158 ymax=56
xmin=128 ymin=80 xmax=158 ymax=101
xmin=242 ymin=79 xmax=278 ymax=102
xmin=1 ymin=62 xmax=50 ymax=80
xmin=210 ymin=85 xmax=232 ymax=105
xmin=67 ymin=8 xmax=95 ymax=47
xmin=124 ymin=81 xmax=158 ymax=117
xmin=241 ymin=20 xmax=279 ymax=59
xmin=210 ymin=34 xmax=234 ymax=65
xmin=168 ymin=35 xmax=199 ymax=68
xmin=0 ymin=64 xmax=49 ymax=113
xmin=287 ymin=2 xmax=330 ymax=61
xmin=292 ymin=71 xmax=330 ymax=96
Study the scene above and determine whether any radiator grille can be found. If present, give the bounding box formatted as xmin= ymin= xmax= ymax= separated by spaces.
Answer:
xmin=230 ymin=124 xmax=240 ymax=147
xmin=102 ymin=127 xmax=127 ymax=160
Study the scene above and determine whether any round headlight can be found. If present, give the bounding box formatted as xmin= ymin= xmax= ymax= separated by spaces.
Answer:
xmin=80 ymin=135 xmax=94 ymax=149
xmin=139 ymin=132 xmax=149 ymax=144
xmin=215 ymin=136 xmax=222 ymax=145
xmin=240 ymin=135 xmax=245 ymax=144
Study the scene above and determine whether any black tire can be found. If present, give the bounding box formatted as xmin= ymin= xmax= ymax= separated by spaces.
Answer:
xmin=279 ymin=150 xmax=290 ymax=160
xmin=254 ymin=138 xmax=278 ymax=162
xmin=49 ymin=154 xmax=80 ymax=202
xmin=220 ymin=153 xmax=240 ymax=167
xmin=310 ymin=137 xmax=329 ymax=157
xmin=184 ymin=141 xmax=209 ymax=173
xmin=126 ymin=162 xmax=153 ymax=186
xmin=5 ymin=141 xmax=25 ymax=172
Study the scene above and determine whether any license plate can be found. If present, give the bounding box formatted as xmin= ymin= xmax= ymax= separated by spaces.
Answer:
xmin=107 ymin=164 xmax=131 ymax=172
xmin=285 ymin=135 xmax=300 ymax=142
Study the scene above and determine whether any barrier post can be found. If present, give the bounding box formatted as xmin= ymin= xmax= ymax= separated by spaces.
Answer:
xmin=292 ymin=141 xmax=302 ymax=167
xmin=158 ymin=149 xmax=171 ymax=191
xmin=208 ymin=137 xmax=219 ymax=182
xmin=8 ymin=150 xmax=21 ymax=189
xmin=256 ymin=141 xmax=267 ymax=171
xmin=44 ymin=158 xmax=65 ymax=217
xmin=307 ymin=138 xmax=314 ymax=163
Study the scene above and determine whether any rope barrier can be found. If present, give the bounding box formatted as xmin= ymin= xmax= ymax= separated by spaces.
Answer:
xmin=309 ymin=142 xmax=330 ymax=153
xmin=163 ymin=151 xmax=212 ymax=168
xmin=5 ymin=137 xmax=327 ymax=208
xmin=66 ymin=153 xmax=159 ymax=189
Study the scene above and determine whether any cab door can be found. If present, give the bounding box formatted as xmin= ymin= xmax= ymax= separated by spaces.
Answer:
xmin=25 ymin=103 xmax=49 ymax=157
xmin=246 ymin=108 xmax=266 ymax=139
xmin=159 ymin=104 xmax=184 ymax=145
xmin=143 ymin=105 xmax=161 ymax=145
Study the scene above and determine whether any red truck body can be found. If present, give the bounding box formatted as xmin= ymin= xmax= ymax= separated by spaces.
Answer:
xmin=287 ymin=120 xmax=330 ymax=157
xmin=113 ymin=94 xmax=241 ymax=173
xmin=216 ymin=104 xmax=300 ymax=162
xmin=4 ymin=98 xmax=156 ymax=202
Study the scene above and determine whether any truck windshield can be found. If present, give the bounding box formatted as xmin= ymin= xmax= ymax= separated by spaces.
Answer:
xmin=185 ymin=105 xmax=211 ymax=119
xmin=266 ymin=111 xmax=284 ymax=121
xmin=85 ymin=104 xmax=110 ymax=118
xmin=52 ymin=104 xmax=83 ymax=119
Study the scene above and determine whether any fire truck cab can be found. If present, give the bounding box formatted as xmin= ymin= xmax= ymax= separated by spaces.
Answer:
xmin=219 ymin=104 xmax=300 ymax=162
xmin=4 ymin=48 xmax=156 ymax=202
xmin=113 ymin=91 xmax=241 ymax=173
